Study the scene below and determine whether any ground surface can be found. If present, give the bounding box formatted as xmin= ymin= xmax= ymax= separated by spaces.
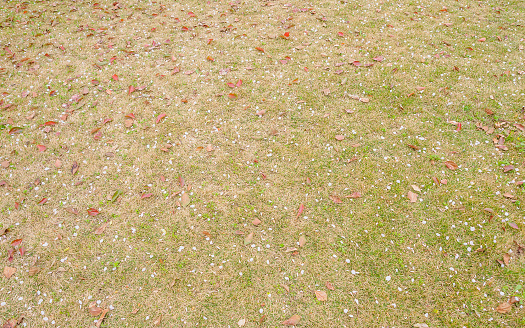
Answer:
xmin=0 ymin=0 xmax=524 ymax=327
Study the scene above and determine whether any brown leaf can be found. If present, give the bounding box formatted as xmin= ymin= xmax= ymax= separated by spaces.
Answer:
xmin=66 ymin=207 xmax=79 ymax=215
xmin=508 ymin=222 xmax=519 ymax=230
xmin=299 ymin=235 xmax=306 ymax=247
xmin=252 ymin=218 xmax=262 ymax=226
xmin=88 ymin=302 xmax=103 ymax=316
xmin=345 ymin=192 xmax=361 ymax=199
xmin=1 ymin=160 xmax=9 ymax=168
xmin=411 ymin=185 xmax=421 ymax=192
xmin=359 ymin=97 xmax=369 ymax=103
xmin=71 ymin=161 xmax=79 ymax=175
xmin=325 ymin=282 xmax=335 ymax=290
xmin=322 ymin=88 xmax=330 ymax=96
xmin=154 ymin=315 xmax=162 ymax=326
xmin=282 ymin=315 xmax=301 ymax=326
xmin=94 ymin=222 xmax=108 ymax=235
xmin=503 ymin=193 xmax=515 ymax=199
xmin=28 ymin=267 xmax=40 ymax=276
xmin=329 ymin=195 xmax=343 ymax=203
xmin=503 ymin=165 xmax=514 ymax=173
xmin=335 ymin=135 xmax=344 ymax=141
xmin=181 ymin=193 xmax=190 ymax=207
xmin=407 ymin=191 xmax=418 ymax=203
xmin=315 ymin=290 xmax=327 ymax=301
xmin=496 ymin=302 xmax=512 ymax=314
xmin=3 ymin=266 xmax=16 ymax=279
xmin=281 ymin=284 xmax=290 ymax=292
xmin=503 ymin=253 xmax=510 ymax=266
xmin=95 ymin=309 xmax=109 ymax=328
xmin=124 ymin=118 xmax=134 ymax=128
xmin=2 ymin=319 xmax=18 ymax=328
xmin=444 ymin=161 xmax=458 ymax=170
xmin=244 ymin=232 xmax=253 ymax=245
xmin=54 ymin=159 xmax=62 ymax=168
xmin=483 ymin=208 xmax=495 ymax=214
xmin=296 ymin=203 xmax=304 ymax=219
xmin=509 ymin=296 xmax=520 ymax=304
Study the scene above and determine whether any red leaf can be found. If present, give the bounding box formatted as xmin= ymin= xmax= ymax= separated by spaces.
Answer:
xmin=444 ymin=161 xmax=458 ymax=170
xmin=227 ymin=93 xmax=237 ymax=99
xmin=352 ymin=61 xmax=361 ymax=66
xmin=296 ymin=203 xmax=304 ymax=219
xmin=128 ymin=85 xmax=135 ymax=95
xmin=337 ymin=32 xmax=344 ymax=37
xmin=44 ymin=121 xmax=57 ymax=126
xmin=112 ymin=74 xmax=118 ymax=81
xmin=255 ymin=47 xmax=265 ymax=52
xmin=11 ymin=239 xmax=23 ymax=247
xmin=227 ymin=82 xmax=235 ymax=88
xmin=87 ymin=208 xmax=100 ymax=216
xmin=206 ymin=56 xmax=214 ymax=62
xmin=283 ymin=32 xmax=290 ymax=38
xmin=207 ymin=39 xmax=213 ymax=45
xmin=236 ymin=79 xmax=242 ymax=87
xmin=91 ymin=79 xmax=99 ymax=85
xmin=7 ymin=248 xmax=14 ymax=262
xmin=346 ymin=192 xmax=362 ymax=199
xmin=8 ymin=127 xmax=23 ymax=135
xmin=181 ymin=26 xmax=189 ymax=31
xmin=141 ymin=193 xmax=153 ymax=199
xmin=155 ymin=113 xmax=167 ymax=124
xmin=456 ymin=122 xmax=462 ymax=131
xmin=102 ymin=118 xmax=113 ymax=124
xmin=38 ymin=198 xmax=47 ymax=205
xmin=37 ymin=145 xmax=46 ymax=152
xmin=188 ymin=11 xmax=196 ymax=17
xmin=19 ymin=246 xmax=25 ymax=256
xmin=125 ymin=113 xmax=136 ymax=119
xmin=373 ymin=55 xmax=384 ymax=62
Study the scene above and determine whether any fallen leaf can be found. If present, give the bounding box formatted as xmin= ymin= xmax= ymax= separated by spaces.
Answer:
xmin=2 ymin=319 xmax=18 ymax=328
xmin=71 ymin=161 xmax=79 ymax=175
xmin=407 ymin=191 xmax=418 ymax=203
xmin=154 ymin=315 xmax=162 ymax=326
xmin=508 ymin=222 xmax=519 ymax=230
xmin=87 ymin=208 xmax=100 ymax=216
xmin=346 ymin=192 xmax=361 ymax=199
xmin=54 ymin=159 xmax=62 ymax=168
xmin=325 ymin=282 xmax=335 ymax=290
xmin=296 ymin=203 xmax=304 ymax=219
xmin=37 ymin=145 xmax=46 ymax=152
xmin=335 ymin=135 xmax=344 ymax=141
xmin=503 ymin=193 xmax=515 ymax=199
xmin=3 ymin=266 xmax=16 ymax=279
xmin=413 ymin=324 xmax=429 ymax=328
xmin=483 ymin=208 xmax=495 ymax=214
xmin=359 ymin=97 xmax=369 ymax=103
xmin=509 ymin=296 xmax=520 ymax=304
xmin=244 ymin=232 xmax=253 ymax=245
xmin=252 ymin=218 xmax=261 ymax=226
xmin=503 ymin=165 xmax=514 ymax=173
xmin=282 ymin=315 xmax=301 ymax=326
xmin=1 ymin=160 xmax=9 ymax=168
xmin=11 ymin=239 xmax=22 ymax=247
xmin=155 ymin=113 xmax=167 ymax=124
xmin=181 ymin=193 xmax=190 ymax=207
xmin=478 ymin=37 xmax=486 ymax=42
xmin=411 ymin=185 xmax=421 ymax=192
xmin=416 ymin=86 xmax=426 ymax=91
xmin=329 ymin=195 xmax=343 ymax=204
xmin=28 ymin=267 xmax=40 ymax=276
xmin=503 ymin=253 xmax=510 ymax=265
xmin=299 ymin=235 xmax=306 ymax=247
xmin=38 ymin=198 xmax=47 ymax=205
xmin=237 ymin=318 xmax=246 ymax=327
xmin=255 ymin=47 xmax=265 ymax=52
xmin=315 ymin=290 xmax=327 ymax=301
xmin=444 ymin=161 xmax=458 ymax=170
xmin=95 ymin=308 xmax=109 ymax=328
xmin=227 ymin=93 xmax=237 ymax=99
xmin=496 ymin=302 xmax=512 ymax=314
xmin=94 ymin=222 xmax=108 ymax=235
xmin=141 ymin=193 xmax=153 ymax=199
xmin=281 ymin=284 xmax=290 ymax=292
xmin=373 ymin=55 xmax=384 ymax=62
xmin=88 ymin=302 xmax=103 ymax=316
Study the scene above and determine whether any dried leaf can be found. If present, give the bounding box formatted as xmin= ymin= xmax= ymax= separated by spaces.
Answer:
xmin=88 ymin=302 xmax=103 ymax=316
xmin=37 ymin=144 xmax=46 ymax=152
xmin=503 ymin=193 xmax=515 ymax=199
xmin=444 ymin=161 xmax=458 ymax=170
xmin=3 ymin=266 xmax=16 ymax=279
xmin=155 ymin=113 xmax=166 ymax=124
xmin=407 ymin=191 xmax=418 ymax=203
xmin=237 ymin=318 xmax=246 ymax=327
xmin=281 ymin=284 xmax=290 ymax=292
xmin=508 ymin=222 xmax=519 ymax=230
xmin=181 ymin=193 xmax=190 ymax=207
xmin=282 ymin=315 xmax=301 ymax=326
xmin=413 ymin=324 xmax=429 ymax=328
xmin=335 ymin=135 xmax=344 ymax=141
xmin=28 ymin=267 xmax=40 ymax=276
xmin=54 ymin=159 xmax=62 ymax=168
xmin=299 ymin=235 xmax=306 ymax=247
xmin=503 ymin=165 xmax=514 ymax=173
xmin=94 ymin=222 xmax=108 ymax=235
xmin=11 ymin=239 xmax=22 ymax=247
xmin=496 ymin=302 xmax=512 ymax=314
xmin=503 ymin=253 xmax=510 ymax=266
xmin=95 ymin=308 xmax=109 ymax=328
xmin=296 ymin=203 xmax=304 ymax=219
xmin=87 ymin=208 xmax=100 ymax=216
xmin=315 ymin=290 xmax=327 ymax=301
xmin=325 ymin=282 xmax=335 ymax=290
xmin=1 ymin=160 xmax=9 ymax=168
xmin=244 ymin=232 xmax=253 ymax=245
xmin=252 ymin=218 xmax=262 ymax=226
xmin=329 ymin=195 xmax=343 ymax=204
xmin=153 ymin=315 xmax=162 ymax=326
xmin=141 ymin=193 xmax=153 ymax=199
xmin=411 ymin=185 xmax=421 ymax=192
xmin=346 ymin=192 xmax=361 ymax=199
xmin=71 ymin=161 xmax=79 ymax=175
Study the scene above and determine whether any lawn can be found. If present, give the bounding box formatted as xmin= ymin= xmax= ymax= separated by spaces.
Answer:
xmin=0 ymin=0 xmax=524 ymax=327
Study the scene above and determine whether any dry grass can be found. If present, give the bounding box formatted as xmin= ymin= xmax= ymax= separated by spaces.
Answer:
xmin=1 ymin=0 xmax=524 ymax=327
